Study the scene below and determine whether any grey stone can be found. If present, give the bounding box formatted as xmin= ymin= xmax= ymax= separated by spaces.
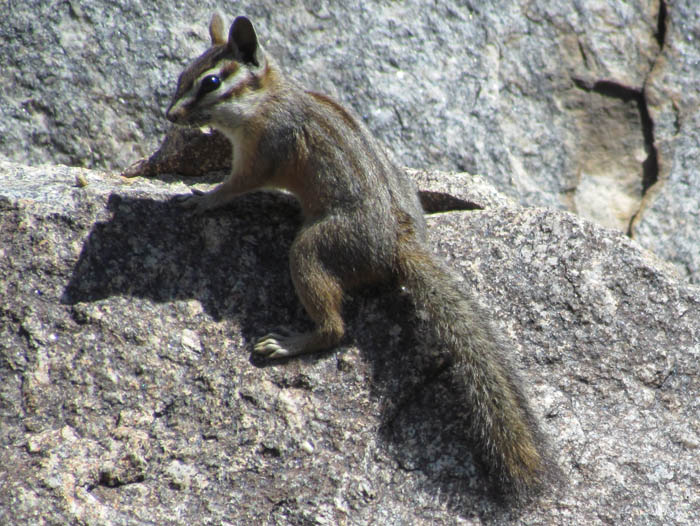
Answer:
xmin=632 ymin=2 xmax=700 ymax=284
xmin=0 ymin=1 xmax=667 ymax=203
xmin=1 ymin=0 xmax=698 ymax=282
xmin=1 ymin=160 xmax=698 ymax=525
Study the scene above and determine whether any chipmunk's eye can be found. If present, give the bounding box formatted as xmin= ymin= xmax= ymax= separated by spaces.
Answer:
xmin=199 ymin=75 xmax=221 ymax=95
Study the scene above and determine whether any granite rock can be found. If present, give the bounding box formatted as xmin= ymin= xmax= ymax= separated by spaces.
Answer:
xmin=632 ymin=2 xmax=700 ymax=284
xmin=1 ymin=160 xmax=698 ymax=525
xmin=2 ymin=0 xmax=698 ymax=282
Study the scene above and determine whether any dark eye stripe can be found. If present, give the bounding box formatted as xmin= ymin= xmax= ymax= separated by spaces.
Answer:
xmin=221 ymin=61 xmax=240 ymax=80
xmin=174 ymin=44 xmax=231 ymax=98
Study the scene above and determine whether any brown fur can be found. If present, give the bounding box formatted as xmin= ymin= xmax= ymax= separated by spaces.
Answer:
xmin=167 ymin=14 xmax=555 ymax=498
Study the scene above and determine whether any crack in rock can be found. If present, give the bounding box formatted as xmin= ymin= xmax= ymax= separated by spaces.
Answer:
xmin=568 ymin=1 xmax=668 ymax=237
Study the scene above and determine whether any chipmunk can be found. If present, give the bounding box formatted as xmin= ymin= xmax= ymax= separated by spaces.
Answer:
xmin=166 ymin=14 xmax=553 ymax=497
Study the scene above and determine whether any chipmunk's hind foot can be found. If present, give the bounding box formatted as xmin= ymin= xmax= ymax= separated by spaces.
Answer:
xmin=253 ymin=327 xmax=341 ymax=359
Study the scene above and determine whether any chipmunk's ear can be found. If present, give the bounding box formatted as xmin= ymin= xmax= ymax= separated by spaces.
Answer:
xmin=209 ymin=12 xmax=226 ymax=46
xmin=228 ymin=16 xmax=261 ymax=67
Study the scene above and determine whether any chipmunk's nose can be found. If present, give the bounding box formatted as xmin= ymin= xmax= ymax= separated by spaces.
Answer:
xmin=166 ymin=100 xmax=188 ymax=123
xmin=165 ymin=106 xmax=179 ymax=123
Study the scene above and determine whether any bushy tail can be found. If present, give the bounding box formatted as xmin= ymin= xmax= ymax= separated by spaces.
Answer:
xmin=396 ymin=240 xmax=550 ymax=497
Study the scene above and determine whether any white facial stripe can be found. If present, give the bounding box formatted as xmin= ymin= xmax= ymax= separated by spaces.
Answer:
xmin=220 ymin=67 xmax=248 ymax=92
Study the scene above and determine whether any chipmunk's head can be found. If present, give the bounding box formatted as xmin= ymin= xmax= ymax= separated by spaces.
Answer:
xmin=166 ymin=14 xmax=274 ymax=130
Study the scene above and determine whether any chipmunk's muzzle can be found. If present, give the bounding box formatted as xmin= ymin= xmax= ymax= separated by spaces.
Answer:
xmin=165 ymin=104 xmax=184 ymax=124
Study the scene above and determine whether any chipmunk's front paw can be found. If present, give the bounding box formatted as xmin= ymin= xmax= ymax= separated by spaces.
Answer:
xmin=254 ymin=330 xmax=307 ymax=359
xmin=173 ymin=189 xmax=208 ymax=214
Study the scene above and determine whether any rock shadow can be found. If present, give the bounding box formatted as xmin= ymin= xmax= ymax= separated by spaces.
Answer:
xmin=348 ymin=289 xmax=519 ymax=518
xmin=61 ymin=189 xmax=516 ymax=518
xmin=62 ymin=190 xmax=304 ymax=346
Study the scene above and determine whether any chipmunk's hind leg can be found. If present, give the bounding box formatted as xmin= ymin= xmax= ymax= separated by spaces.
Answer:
xmin=254 ymin=222 xmax=346 ymax=359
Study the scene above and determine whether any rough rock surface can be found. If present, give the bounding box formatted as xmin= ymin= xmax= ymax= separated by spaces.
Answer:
xmin=1 ymin=160 xmax=698 ymax=525
xmin=632 ymin=2 xmax=700 ymax=284
xmin=1 ymin=0 xmax=698 ymax=281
